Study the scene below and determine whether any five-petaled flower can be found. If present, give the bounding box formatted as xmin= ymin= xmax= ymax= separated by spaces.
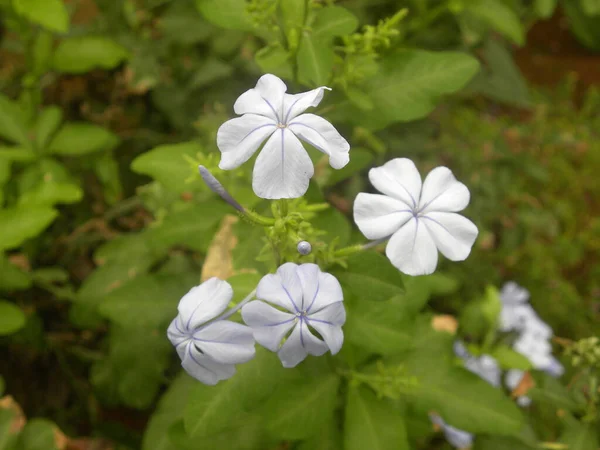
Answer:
xmin=217 ymin=74 xmax=350 ymax=199
xmin=167 ymin=278 xmax=256 ymax=385
xmin=241 ymin=263 xmax=346 ymax=368
xmin=353 ymin=158 xmax=478 ymax=276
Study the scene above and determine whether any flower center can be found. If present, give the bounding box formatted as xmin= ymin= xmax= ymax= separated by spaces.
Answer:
xmin=277 ymin=123 xmax=287 ymax=129
xmin=295 ymin=310 xmax=308 ymax=319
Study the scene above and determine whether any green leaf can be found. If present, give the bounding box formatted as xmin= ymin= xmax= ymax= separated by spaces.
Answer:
xmin=528 ymin=374 xmax=583 ymax=412
xmin=534 ymin=0 xmax=558 ymax=18
xmin=48 ymin=122 xmax=119 ymax=155
xmin=0 ymin=146 xmax=36 ymax=162
xmin=263 ymin=373 xmax=340 ymax=440
xmin=341 ymin=50 xmax=480 ymax=129
xmin=312 ymin=207 xmax=351 ymax=246
xmin=297 ymin=420 xmax=343 ymax=450
xmin=481 ymin=285 xmax=502 ymax=327
xmin=297 ymin=34 xmax=334 ymax=86
xmin=0 ymin=300 xmax=26 ymax=335
xmin=17 ymin=418 xmax=59 ymax=450
xmin=581 ymin=0 xmax=600 ymax=16
xmin=325 ymin=148 xmax=373 ymax=186
xmin=563 ymin=1 xmax=600 ymax=50
xmin=194 ymin=0 xmax=252 ymax=30
xmin=344 ymin=386 xmax=409 ymax=450
xmin=346 ymin=294 xmax=415 ymax=355
xmin=0 ymin=205 xmax=57 ymax=251
xmin=17 ymin=158 xmax=73 ymax=194
xmin=142 ymin=374 xmax=194 ymax=450
xmin=94 ymin=150 xmax=122 ymax=204
xmin=469 ymin=0 xmax=525 ymax=46
xmin=18 ymin=182 xmax=83 ymax=207
xmin=559 ymin=420 xmax=599 ymax=450
xmin=53 ymin=36 xmax=130 ymax=73
xmin=131 ymin=141 xmax=201 ymax=193
xmin=12 ymin=0 xmax=68 ymax=33
xmin=313 ymin=6 xmax=359 ymax=38
xmin=184 ymin=349 xmax=285 ymax=438
xmin=408 ymin=366 xmax=524 ymax=435
xmin=0 ymin=376 xmax=4 ymax=395
xmin=0 ymin=94 xmax=29 ymax=146
xmin=491 ymin=345 xmax=533 ymax=371
xmin=34 ymin=106 xmax=63 ymax=151
xmin=0 ymin=255 xmax=31 ymax=291
xmin=280 ymin=0 xmax=306 ymax=33
xmin=335 ymin=252 xmax=404 ymax=302
xmin=255 ymin=45 xmax=294 ymax=80
xmin=0 ymin=405 xmax=19 ymax=450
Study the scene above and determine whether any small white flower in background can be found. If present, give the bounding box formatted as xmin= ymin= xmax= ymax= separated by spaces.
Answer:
xmin=454 ymin=341 xmax=501 ymax=387
xmin=505 ymin=369 xmax=532 ymax=407
xmin=167 ymin=278 xmax=256 ymax=385
xmin=217 ymin=74 xmax=350 ymax=199
xmin=429 ymin=413 xmax=474 ymax=449
xmin=242 ymin=263 xmax=345 ymax=368
xmin=500 ymin=281 xmax=530 ymax=305
xmin=353 ymin=158 xmax=478 ymax=276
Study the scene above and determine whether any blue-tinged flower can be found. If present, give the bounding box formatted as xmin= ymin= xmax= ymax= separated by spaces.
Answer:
xmin=217 ymin=74 xmax=350 ymax=199
xmin=429 ymin=413 xmax=474 ymax=449
xmin=353 ymin=158 xmax=478 ymax=276
xmin=241 ymin=263 xmax=345 ymax=368
xmin=167 ymin=278 xmax=256 ymax=385
xmin=454 ymin=341 xmax=501 ymax=387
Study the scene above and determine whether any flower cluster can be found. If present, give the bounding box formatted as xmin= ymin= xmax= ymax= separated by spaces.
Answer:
xmin=499 ymin=282 xmax=564 ymax=406
xmin=168 ymin=265 xmax=345 ymax=383
xmin=167 ymin=73 xmax=481 ymax=385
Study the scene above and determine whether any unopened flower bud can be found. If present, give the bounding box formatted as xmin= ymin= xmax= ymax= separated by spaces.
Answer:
xmin=297 ymin=241 xmax=312 ymax=255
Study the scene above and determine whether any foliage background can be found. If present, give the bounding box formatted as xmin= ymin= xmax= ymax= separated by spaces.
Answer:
xmin=0 ymin=0 xmax=599 ymax=449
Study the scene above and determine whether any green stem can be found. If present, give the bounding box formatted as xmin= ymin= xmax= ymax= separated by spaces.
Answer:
xmin=243 ymin=209 xmax=276 ymax=226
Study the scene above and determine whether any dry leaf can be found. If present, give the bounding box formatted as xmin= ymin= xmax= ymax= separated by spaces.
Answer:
xmin=431 ymin=315 xmax=458 ymax=334
xmin=0 ymin=396 xmax=26 ymax=434
xmin=511 ymin=371 xmax=535 ymax=398
xmin=200 ymin=215 xmax=239 ymax=282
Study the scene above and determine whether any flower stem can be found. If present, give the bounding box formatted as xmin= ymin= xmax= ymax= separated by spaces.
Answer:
xmin=217 ymin=289 xmax=257 ymax=321
xmin=333 ymin=237 xmax=389 ymax=258
xmin=243 ymin=210 xmax=276 ymax=226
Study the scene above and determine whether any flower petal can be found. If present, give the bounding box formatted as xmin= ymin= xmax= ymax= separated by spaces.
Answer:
xmin=177 ymin=278 xmax=233 ymax=331
xmin=368 ymin=158 xmax=422 ymax=209
xmin=306 ymin=271 xmax=344 ymax=314
xmin=241 ymin=300 xmax=296 ymax=351
xmin=288 ymin=113 xmax=349 ymax=169
xmin=181 ymin=342 xmax=236 ymax=385
xmin=281 ymin=87 xmax=330 ymax=123
xmin=353 ymin=192 xmax=414 ymax=240
xmin=386 ymin=217 xmax=438 ymax=276
xmin=307 ymin=302 xmax=345 ymax=354
xmin=233 ymin=74 xmax=287 ymax=121
xmin=193 ymin=321 xmax=255 ymax=365
xmin=217 ymin=114 xmax=277 ymax=170
xmin=300 ymin=321 xmax=329 ymax=357
xmin=277 ymin=324 xmax=308 ymax=368
xmin=420 ymin=212 xmax=478 ymax=262
xmin=167 ymin=316 xmax=189 ymax=360
xmin=252 ymin=128 xmax=314 ymax=199
xmin=256 ymin=263 xmax=303 ymax=312
xmin=418 ymin=166 xmax=470 ymax=213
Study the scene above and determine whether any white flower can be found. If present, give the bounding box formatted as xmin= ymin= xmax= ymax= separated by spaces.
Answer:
xmin=504 ymin=369 xmax=532 ymax=407
xmin=217 ymin=74 xmax=350 ymax=199
xmin=353 ymin=158 xmax=478 ymax=276
xmin=454 ymin=341 xmax=501 ymax=387
xmin=167 ymin=278 xmax=256 ymax=385
xmin=430 ymin=413 xmax=474 ymax=449
xmin=500 ymin=281 xmax=530 ymax=305
xmin=241 ymin=263 xmax=345 ymax=368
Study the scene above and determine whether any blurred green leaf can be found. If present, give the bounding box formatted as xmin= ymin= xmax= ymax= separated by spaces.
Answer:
xmin=528 ymin=374 xmax=583 ymax=412
xmin=262 ymin=373 xmax=340 ymax=440
xmin=0 ymin=300 xmax=26 ymax=335
xmin=334 ymin=252 xmax=404 ymax=302
xmin=0 ymin=405 xmax=19 ymax=449
xmin=469 ymin=0 xmax=525 ymax=46
xmin=255 ymin=45 xmax=294 ymax=80
xmin=559 ymin=420 xmax=599 ymax=450
xmin=325 ymin=149 xmax=373 ymax=186
xmin=313 ymin=6 xmax=359 ymax=38
xmin=0 ymin=94 xmax=29 ymax=146
xmin=297 ymin=34 xmax=334 ymax=86
xmin=48 ymin=122 xmax=119 ymax=155
xmin=581 ymin=0 xmax=600 ymax=16
xmin=184 ymin=349 xmax=285 ymax=438
xmin=0 ymin=205 xmax=57 ymax=251
xmin=297 ymin=420 xmax=343 ymax=450
xmin=0 ymin=255 xmax=31 ymax=291
xmin=131 ymin=141 xmax=201 ymax=193
xmin=94 ymin=151 xmax=123 ymax=205
xmin=563 ymin=0 xmax=600 ymax=50
xmin=341 ymin=50 xmax=480 ymax=129
xmin=280 ymin=0 xmax=306 ymax=33
xmin=534 ymin=0 xmax=558 ymax=18
xmin=17 ymin=158 xmax=73 ymax=194
xmin=490 ymin=345 xmax=533 ymax=371
xmin=34 ymin=106 xmax=63 ymax=151
xmin=344 ymin=386 xmax=409 ymax=450
xmin=17 ymin=182 xmax=83 ymax=207
xmin=53 ymin=36 xmax=130 ymax=73
xmin=194 ymin=0 xmax=252 ymax=30
xmin=12 ymin=0 xmax=68 ymax=33
xmin=17 ymin=418 xmax=59 ymax=450
xmin=0 ymin=146 xmax=36 ymax=162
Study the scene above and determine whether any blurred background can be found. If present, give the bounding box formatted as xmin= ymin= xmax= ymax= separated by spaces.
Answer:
xmin=0 ymin=0 xmax=599 ymax=449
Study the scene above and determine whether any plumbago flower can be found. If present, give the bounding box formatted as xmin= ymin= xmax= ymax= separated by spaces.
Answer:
xmin=354 ymin=158 xmax=478 ymax=276
xmin=429 ymin=414 xmax=473 ymax=450
xmin=167 ymin=278 xmax=256 ymax=385
xmin=217 ymin=74 xmax=350 ymax=199
xmin=241 ymin=263 xmax=345 ymax=368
